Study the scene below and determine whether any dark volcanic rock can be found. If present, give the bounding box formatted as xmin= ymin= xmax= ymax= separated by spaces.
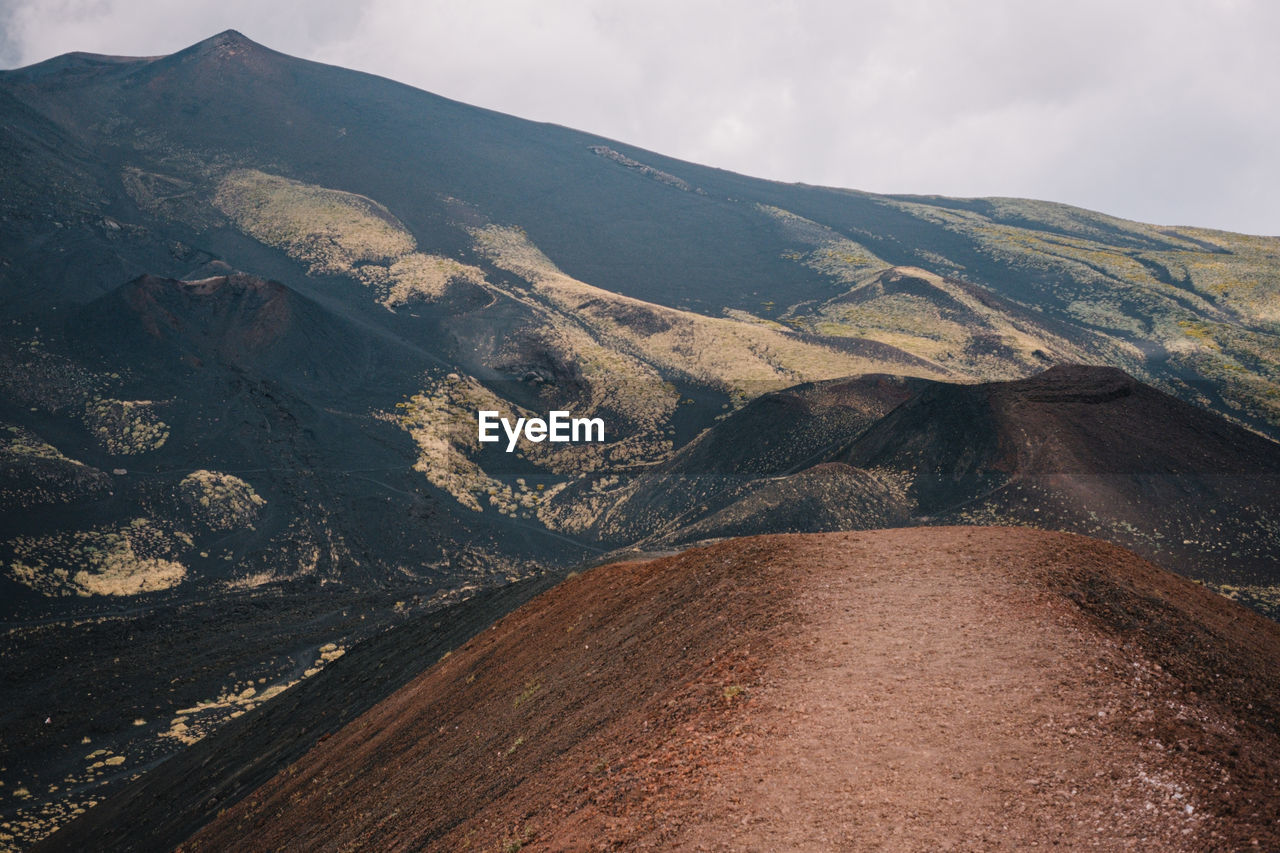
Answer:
xmin=835 ymin=365 xmax=1280 ymax=587
xmin=71 ymin=273 xmax=385 ymax=395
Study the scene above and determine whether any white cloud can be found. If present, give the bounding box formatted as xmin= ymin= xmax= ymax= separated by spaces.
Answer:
xmin=2 ymin=0 xmax=1278 ymax=233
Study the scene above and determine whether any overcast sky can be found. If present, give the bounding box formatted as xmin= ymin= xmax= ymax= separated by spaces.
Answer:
xmin=3 ymin=0 xmax=1277 ymax=235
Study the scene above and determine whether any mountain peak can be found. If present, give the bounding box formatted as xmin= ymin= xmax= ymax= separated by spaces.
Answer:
xmin=201 ymin=29 xmax=257 ymax=48
xmin=172 ymin=29 xmax=274 ymax=64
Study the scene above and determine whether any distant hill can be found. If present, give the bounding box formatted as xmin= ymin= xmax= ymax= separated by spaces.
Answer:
xmin=595 ymin=366 xmax=1280 ymax=599
xmin=72 ymin=272 xmax=381 ymax=391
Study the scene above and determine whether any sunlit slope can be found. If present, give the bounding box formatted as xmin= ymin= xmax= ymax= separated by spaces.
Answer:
xmin=3 ymin=30 xmax=1278 ymax=441
xmin=2 ymin=27 xmax=1278 ymax=621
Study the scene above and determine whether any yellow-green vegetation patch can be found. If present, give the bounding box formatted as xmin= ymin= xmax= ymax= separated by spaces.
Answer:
xmin=1173 ymin=320 xmax=1221 ymax=352
xmin=1211 ymin=584 xmax=1280 ymax=620
xmin=387 ymin=371 xmax=666 ymax=530
xmin=214 ymin=168 xmax=488 ymax=308
xmin=177 ymin=470 xmax=266 ymax=531
xmin=881 ymin=197 xmax=1280 ymax=430
xmin=1 ymin=425 xmax=83 ymax=465
xmin=215 ymin=168 xmax=413 ymax=268
xmin=512 ymin=678 xmax=541 ymax=708
xmin=161 ymin=658 xmax=336 ymax=746
xmin=388 ymin=373 xmax=584 ymax=516
xmin=470 ymin=223 xmax=562 ymax=283
xmin=883 ymin=198 xmax=1218 ymax=324
xmin=319 ymin=642 xmax=345 ymax=662
xmin=388 ymin=374 xmax=516 ymax=513
xmin=1159 ymin=316 xmax=1280 ymax=425
xmin=1171 ymin=349 xmax=1280 ymax=427
xmin=758 ymin=204 xmax=888 ymax=284
xmin=1166 ymin=228 xmax=1280 ymax=326
xmin=382 ymin=253 xmax=487 ymax=307
xmin=469 ymin=224 xmax=913 ymax=397
xmin=588 ymin=145 xmax=698 ymax=192
xmin=83 ymin=399 xmax=169 ymax=454
xmin=6 ymin=518 xmax=187 ymax=597
xmin=983 ymin=197 xmax=1189 ymax=245
xmin=219 ymin=569 xmax=281 ymax=591
xmin=0 ymin=786 xmax=102 ymax=851
xmin=792 ymin=266 xmax=1108 ymax=381
xmin=0 ymin=424 xmax=109 ymax=508
xmin=1064 ymin=297 xmax=1148 ymax=337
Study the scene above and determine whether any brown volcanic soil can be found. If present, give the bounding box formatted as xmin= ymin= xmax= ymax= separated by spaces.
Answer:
xmin=186 ymin=529 xmax=1280 ymax=851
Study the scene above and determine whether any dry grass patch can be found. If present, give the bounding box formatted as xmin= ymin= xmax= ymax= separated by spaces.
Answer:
xmin=758 ymin=203 xmax=887 ymax=284
xmin=470 ymin=224 xmax=905 ymax=398
xmin=0 ymin=424 xmax=109 ymax=508
xmin=6 ymin=518 xmax=187 ymax=597
xmin=880 ymin=197 xmax=1280 ymax=429
xmin=214 ymin=169 xmax=488 ymax=308
xmin=177 ymin=470 xmax=266 ymax=531
xmin=83 ymin=399 xmax=169 ymax=454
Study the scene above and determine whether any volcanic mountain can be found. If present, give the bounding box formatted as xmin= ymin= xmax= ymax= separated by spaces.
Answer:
xmin=4 ymin=29 xmax=1280 ymax=848
xmin=598 ymin=366 xmax=1280 ymax=596
xmin=575 ymin=373 xmax=929 ymax=543
xmin=834 ymin=364 xmax=1280 ymax=584
xmin=71 ymin=272 xmax=382 ymax=390
xmin=53 ymin=530 xmax=1278 ymax=851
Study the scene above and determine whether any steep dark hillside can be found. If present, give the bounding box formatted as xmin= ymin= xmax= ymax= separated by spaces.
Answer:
xmin=835 ymin=365 xmax=1280 ymax=586
xmin=71 ymin=273 xmax=381 ymax=392
xmin=581 ymin=374 xmax=925 ymax=543
xmin=604 ymin=366 xmax=1280 ymax=605
xmin=29 ymin=569 xmax=568 ymax=853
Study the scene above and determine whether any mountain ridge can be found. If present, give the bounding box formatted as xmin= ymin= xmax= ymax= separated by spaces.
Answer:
xmin=173 ymin=530 xmax=1280 ymax=851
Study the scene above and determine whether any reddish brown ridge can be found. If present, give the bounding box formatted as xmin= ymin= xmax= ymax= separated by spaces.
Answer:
xmin=186 ymin=529 xmax=1280 ymax=851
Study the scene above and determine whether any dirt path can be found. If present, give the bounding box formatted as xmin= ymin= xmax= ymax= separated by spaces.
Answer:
xmin=181 ymin=529 xmax=1280 ymax=852
xmin=678 ymin=530 xmax=1252 ymax=850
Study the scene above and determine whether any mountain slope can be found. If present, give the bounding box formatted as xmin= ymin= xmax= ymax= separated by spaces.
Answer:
xmin=835 ymin=365 xmax=1280 ymax=587
xmin=596 ymin=366 xmax=1280 ymax=605
xmin=3 ymin=31 xmax=1279 ymax=434
xmin=71 ymin=272 xmax=384 ymax=392
xmin=27 ymin=569 xmax=568 ymax=853
xmin=577 ymin=373 xmax=926 ymax=542
xmin=178 ymin=530 xmax=1280 ymax=851
xmin=3 ymin=29 xmax=1280 ymax=847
